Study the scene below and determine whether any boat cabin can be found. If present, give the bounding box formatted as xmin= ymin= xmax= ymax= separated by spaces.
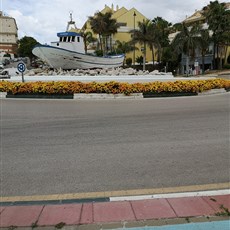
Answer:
xmin=51 ymin=31 xmax=85 ymax=54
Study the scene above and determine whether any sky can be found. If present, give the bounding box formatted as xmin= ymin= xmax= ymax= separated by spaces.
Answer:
xmin=0 ymin=0 xmax=227 ymax=44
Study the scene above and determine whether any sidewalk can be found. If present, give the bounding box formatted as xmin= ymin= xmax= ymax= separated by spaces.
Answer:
xmin=0 ymin=194 xmax=229 ymax=229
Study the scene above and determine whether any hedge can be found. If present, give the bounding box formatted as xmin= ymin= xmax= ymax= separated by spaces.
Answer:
xmin=0 ymin=79 xmax=229 ymax=95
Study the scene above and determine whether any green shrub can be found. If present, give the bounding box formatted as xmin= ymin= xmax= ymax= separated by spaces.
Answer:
xmin=126 ymin=58 xmax=132 ymax=67
xmin=136 ymin=56 xmax=143 ymax=65
xmin=227 ymin=55 xmax=230 ymax=64
xmin=94 ymin=50 xmax=103 ymax=57
xmin=223 ymin=64 xmax=230 ymax=69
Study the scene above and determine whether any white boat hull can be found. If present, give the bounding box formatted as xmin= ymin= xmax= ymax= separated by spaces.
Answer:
xmin=32 ymin=45 xmax=125 ymax=70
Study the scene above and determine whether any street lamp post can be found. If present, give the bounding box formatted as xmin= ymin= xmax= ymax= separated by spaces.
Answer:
xmin=133 ymin=11 xmax=136 ymax=66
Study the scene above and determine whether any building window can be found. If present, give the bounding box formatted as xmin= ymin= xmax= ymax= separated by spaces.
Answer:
xmin=77 ymin=37 xmax=80 ymax=42
xmin=72 ymin=36 xmax=75 ymax=42
xmin=117 ymin=22 xmax=127 ymax=27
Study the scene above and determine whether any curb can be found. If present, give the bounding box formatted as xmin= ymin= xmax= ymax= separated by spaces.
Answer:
xmin=74 ymin=93 xmax=143 ymax=99
xmin=198 ymin=88 xmax=227 ymax=95
xmin=0 ymin=89 xmax=228 ymax=99
xmin=1 ymin=189 xmax=229 ymax=207
xmin=0 ymin=92 xmax=7 ymax=98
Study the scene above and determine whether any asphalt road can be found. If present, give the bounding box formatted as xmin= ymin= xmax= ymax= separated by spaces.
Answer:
xmin=1 ymin=94 xmax=229 ymax=197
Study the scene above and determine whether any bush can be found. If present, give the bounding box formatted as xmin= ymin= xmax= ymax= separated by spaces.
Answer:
xmin=223 ymin=64 xmax=230 ymax=69
xmin=126 ymin=58 xmax=132 ymax=67
xmin=136 ymin=56 xmax=143 ymax=65
xmin=94 ymin=50 xmax=103 ymax=57
xmin=227 ymin=55 xmax=230 ymax=64
xmin=0 ymin=79 xmax=229 ymax=95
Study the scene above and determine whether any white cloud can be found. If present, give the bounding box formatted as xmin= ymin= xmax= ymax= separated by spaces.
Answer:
xmin=8 ymin=9 xmax=58 ymax=44
xmin=1 ymin=0 xmax=227 ymax=44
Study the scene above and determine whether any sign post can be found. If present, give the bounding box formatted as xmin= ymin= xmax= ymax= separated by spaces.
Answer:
xmin=17 ymin=62 xmax=26 ymax=82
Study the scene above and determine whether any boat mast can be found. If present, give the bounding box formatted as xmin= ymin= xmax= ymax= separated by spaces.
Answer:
xmin=66 ymin=12 xmax=77 ymax=31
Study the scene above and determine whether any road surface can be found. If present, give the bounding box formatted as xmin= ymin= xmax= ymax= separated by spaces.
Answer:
xmin=1 ymin=94 xmax=229 ymax=197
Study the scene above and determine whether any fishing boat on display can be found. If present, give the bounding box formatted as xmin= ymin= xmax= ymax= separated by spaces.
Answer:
xmin=32 ymin=14 xmax=124 ymax=70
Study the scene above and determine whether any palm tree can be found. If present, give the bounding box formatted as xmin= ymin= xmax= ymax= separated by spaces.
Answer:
xmin=89 ymin=11 xmax=118 ymax=55
xmin=172 ymin=23 xmax=200 ymax=75
xmin=203 ymin=1 xmax=230 ymax=69
xmin=131 ymin=19 xmax=154 ymax=70
xmin=115 ymin=40 xmax=135 ymax=53
xmin=115 ymin=40 xmax=137 ymax=66
xmin=146 ymin=23 xmax=160 ymax=67
xmin=80 ymin=30 xmax=96 ymax=53
xmin=152 ymin=17 xmax=171 ymax=64
xmin=103 ymin=12 xmax=118 ymax=53
xmin=197 ymin=29 xmax=210 ymax=74
xmin=89 ymin=12 xmax=105 ymax=52
xmin=171 ymin=23 xmax=183 ymax=33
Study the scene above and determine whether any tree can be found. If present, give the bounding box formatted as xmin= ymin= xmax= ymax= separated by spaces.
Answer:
xmin=172 ymin=23 xmax=200 ymax=75
xmin=89 ymin=12 xmax=106 ymax=52
xmin=80 ymin=30 xmax=97 ymax=53
xmin=197 ymin=28 xmax=210 ymax=74
xmin=17 ymin=36 xmax=39 ymax=62
xmin=152 ymin=17 xmax=171 ymax=63
xmin=161 ymin=46 xmax=180 ymax=74
xmin=171 ymin=23 xmax=183 ymax=33
xmin=145 ymin=22 xmax=160 ymax=67
xmin=115 ymin=40 xmax=134 ymax=54
xmin=203 ymin=1 xmax=230 ymax=69
xmin=115 ymin=40 xmax=136 ymax=66
xmin=131 ymin=19 xmax=154 ymax=70
xmin=136 ymin=55 xmax=143 ymax=66
xmin=89 ymin=11 xmax=118 ymax=55
xmin=103 ymin=12 xmax=118 ymax=53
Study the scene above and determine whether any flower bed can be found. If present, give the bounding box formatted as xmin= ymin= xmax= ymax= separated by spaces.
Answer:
xmin=0 ymin=79 xmax=229 ymax=95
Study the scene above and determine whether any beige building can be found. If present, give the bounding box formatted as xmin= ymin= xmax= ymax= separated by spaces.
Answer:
xmin=183 ymin=2 xmax=230 ymax=66
xmin=0 ymin=11 xmax=18 ymax=59
xmin=82 ymin=4 xmax=155 ymax=64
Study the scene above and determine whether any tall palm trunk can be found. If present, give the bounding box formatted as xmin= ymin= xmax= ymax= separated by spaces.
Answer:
xmin=216 ymin=44 xmax=219 ymax=69
xmin=213 ymin=42 xmax=216 ymax=69
xmin=219 ymin=45 xmax=224 ymax=70
xmin=99 ymin=35 xmax=103 ymax=52
xmin=110 ymin=35 xmax=113 ymax=53
xmin=151 ymin=44 xmax=155 ymax=67
xmin=185 ymin=43 xmax=190 ymax=76
xmin=201 ymin=52 xmax=205 ymax=74
xmin=186 ymin=56 xmax=190 ymax=76
xmin=143 ymin=42 xmax=146 ymax=71
xmin=84 ymin=40 xmax=87 ymax=54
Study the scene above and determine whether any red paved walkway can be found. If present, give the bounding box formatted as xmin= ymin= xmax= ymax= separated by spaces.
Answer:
xmin=0 ymin=194 xmax=229 ymax=228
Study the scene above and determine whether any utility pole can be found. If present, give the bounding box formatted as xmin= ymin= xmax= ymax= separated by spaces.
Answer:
xmin=133 ymin=11 xmax=136 ymax=67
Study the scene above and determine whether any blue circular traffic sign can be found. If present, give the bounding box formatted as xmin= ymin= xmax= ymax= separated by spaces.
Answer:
xmin=17 ymin=62 xmax=26 ymax=73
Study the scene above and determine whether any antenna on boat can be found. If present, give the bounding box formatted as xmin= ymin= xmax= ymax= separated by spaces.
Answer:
xmin=66 ymin=11 xmax=77 ymax=31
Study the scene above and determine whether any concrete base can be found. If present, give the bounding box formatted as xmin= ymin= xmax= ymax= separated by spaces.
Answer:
xmin=198 ymin=88 xmax=227 ymax=95
xmin=74 ymin=93 xmax=143 ymax=99
xmin=0 ymin=89 xmax=228 ymax=99
xmin=0 ymin=92 xmax=7 ymax=98
xmin=5 ymin=74 xmax=174 ymax=83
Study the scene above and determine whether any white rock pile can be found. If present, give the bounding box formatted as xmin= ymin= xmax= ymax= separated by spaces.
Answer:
xmin=25 ymin=67 xmax=173 ymax=76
